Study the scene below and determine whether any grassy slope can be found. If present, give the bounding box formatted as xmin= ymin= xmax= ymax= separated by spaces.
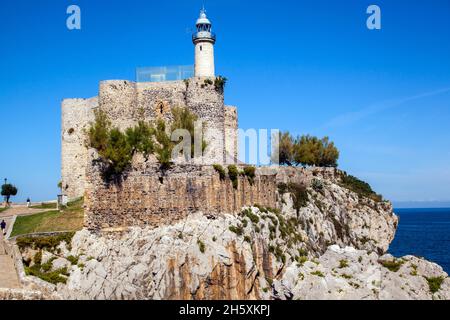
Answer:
xmin=30 ymin=202 xmax=58 ymax=210
xmin=0 ymin=207 xmax=7 ymax=213
xmin=11 ymin=198 xmax=84 ymax=237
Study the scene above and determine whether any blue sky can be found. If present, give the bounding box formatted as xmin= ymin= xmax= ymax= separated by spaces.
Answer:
xmin=0 ymin=0 xmax=449 ymax=206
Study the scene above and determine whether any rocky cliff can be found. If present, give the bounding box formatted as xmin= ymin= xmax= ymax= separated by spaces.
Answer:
xmin=18 ymin=170 xmax=449 ymax=300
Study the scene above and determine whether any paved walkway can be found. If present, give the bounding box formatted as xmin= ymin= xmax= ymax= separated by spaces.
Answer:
xmin=0 ymin=232 xmax=21 ymax=289
xmin=0 ymin=205 xmax=55 ymax=289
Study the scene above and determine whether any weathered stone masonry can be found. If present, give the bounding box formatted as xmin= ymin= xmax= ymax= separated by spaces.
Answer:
xmin=84 ymin=163 xmax=277 ymax=231
xmin=61 ymin=97 xmax=98 ymax=199
xmin=61 ymin=77 xmax=239 ymax=199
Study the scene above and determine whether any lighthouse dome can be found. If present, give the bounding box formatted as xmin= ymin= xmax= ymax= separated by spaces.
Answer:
xmin=196 ymin=9 xmax=211 ymax=25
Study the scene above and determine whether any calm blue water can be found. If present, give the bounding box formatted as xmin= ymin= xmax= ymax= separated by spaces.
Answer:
xmin=389 ymin=208 xmax=450 ymax=274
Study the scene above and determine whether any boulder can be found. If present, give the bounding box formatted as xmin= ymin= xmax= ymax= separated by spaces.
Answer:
xmin=51 ymin=257 xmax=71 ymax=271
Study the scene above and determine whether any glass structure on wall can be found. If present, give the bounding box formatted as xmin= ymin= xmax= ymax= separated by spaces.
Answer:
xmin=136 ymin=65 xmax=194 ymax=83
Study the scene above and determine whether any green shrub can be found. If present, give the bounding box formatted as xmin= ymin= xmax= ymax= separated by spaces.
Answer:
xmin=296 ymin=255 xmax=308 ymax=266
xmin=87 ymin=107 xmax=207 ymax=176
xmin=276 ymin=132 xmax=339 ymax=167
xmin=214 ymin=76 xmax=227 ymax=91
xmin=277 ymin=183 xmax=308 ymax=215
xmin=125 ymin=121 xmax=155 ymax=158
xmin=228 ymin=165 xmax=239 ymax=189
xmin=67 ymin=255 xmax=79 ymax=265
xmin=16 ymin=232 xmax=75 ymax=251
xmin=277 ymin=183 xmax=288 ymax=195
xmin=243 ymin=166 xmax=256 ymax=185
xmin=34 ymin=251 xmax=42 ymax=265
xmin=294 ymin=135 xmax=339 ymax=167
xmin=197 ymin=239 xmax=206 ymax=254
xmin=41 ymin=257 xmax=56 ymax=272
xmin=103 ymin=128 xmax=133 ymax=175
xmin=410 ymin=264 xmax=418 ymax=276
xmin=87 ymin=109 xmax=110 ymax=153
xmin=311 ymin=270 xmax=324 ymax=277
xmin=213 ymin=164 xmax=226 ymax=180
xmin=288 ymin=183 xmax=309 ymax=215
xmin=425 ymin=276 xmax=445 ymax=293
xmin=339 ymin=259 xmax=349 ymax=269
xmin=153 ymin=119 xmax=174 ymax=170
xmin=298 ymin=248 xmax=308 ymax=256
xmin=242 ymin=208 xmax=260 ymax=224
xmin=380 ymin=259 xmax=404 ymax=272
xmin=229 ymin=225 xmax=244 ymax=236
xmin=171 ymin=106 xmax=207 ymax=158
xmin=340 ymin=174 xmax=382 ymax=202
xmin=254 ymin=204 xmax=268 ymax=213
xmin=311 ymin=179 xmax=324 ymax=192
xmin=24 ymin=265 xmax=68 ymax=285
xmin=276 ymin=132 xmax=295 ymax=166
xmin=272 ymin=246 xmax=286 ymax=263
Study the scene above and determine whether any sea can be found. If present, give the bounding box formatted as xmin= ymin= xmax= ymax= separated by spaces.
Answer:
xmin=389 ymin=208 xmax=450 ymax=274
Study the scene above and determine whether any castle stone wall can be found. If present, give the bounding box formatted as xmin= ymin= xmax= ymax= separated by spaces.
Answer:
xmin=62 ymin=77 xmax=238 ymax=199
xmin=61 ymin=97 xmax=97 ymax=199
xmin=84 ymin=162 xmax=277 ymax=231
xmin=185 ymin=77 xmax=225 ymax=164
xmin=224 ymin=106 xmax=238 ymax=163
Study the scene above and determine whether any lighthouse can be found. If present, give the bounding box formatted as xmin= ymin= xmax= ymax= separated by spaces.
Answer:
xmin=192 ymin=8 xmax=216 ymax=78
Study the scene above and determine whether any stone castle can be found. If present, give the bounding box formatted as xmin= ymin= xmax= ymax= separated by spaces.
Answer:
xmin=61 ymin=9 xmax=238 ymax=200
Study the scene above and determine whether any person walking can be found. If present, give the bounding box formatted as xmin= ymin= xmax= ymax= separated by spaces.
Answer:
xmin=1 ymin=220 xmax=6 ymax=236
xmin=27 ymin=197 xmax=31 ymax=208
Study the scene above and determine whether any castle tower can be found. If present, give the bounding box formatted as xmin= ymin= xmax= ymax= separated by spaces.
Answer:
xmin=193 ymin=8 xmax=216 ymax=77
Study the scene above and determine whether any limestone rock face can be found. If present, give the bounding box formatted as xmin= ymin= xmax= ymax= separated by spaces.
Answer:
xmin=57 ymin=212 xmax=280 ymax=300
xmin=54 ymin=208 xmax=448 ymax=300
xmin=273 ymin=245 xmax=450 ymax=300
xmin=51 ymin=257 xmax=71 ymax=272
xmin=283 ymin=178 xmax=398 ymax=255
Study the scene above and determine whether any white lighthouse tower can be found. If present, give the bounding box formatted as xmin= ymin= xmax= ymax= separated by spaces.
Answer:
xmin=192 ymin=8 xmax=216 ymax=78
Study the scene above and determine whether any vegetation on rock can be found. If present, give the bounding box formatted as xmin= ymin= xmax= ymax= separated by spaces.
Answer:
xmin=380 ymin=259 xmax=404 ymax=272
xmin=243 ymin=166 xmax=256 ymax=185
xmin=339 ymin=173 xmax=383 ymax=202
xmin=16 ymin=232 xmax=75 ymax=251
xmin=87 ymin=107 xmax=207 ymax=178
xmin=25 ymin=264 xmax=69 ymax=285
xmin=227 ymin=165 xmax=239 ymax=189
xmin=214 ymin=76 xmax=227 ymax=92
xmin=425 ymin=276 xmax=445 ymax=294
xmin=277 ymin=132 xmax=339 ymax=167
xmin=213 ymin=164 xmax=226 ymax=180
xmin=278 ymin=182 xmax=309 ymax=216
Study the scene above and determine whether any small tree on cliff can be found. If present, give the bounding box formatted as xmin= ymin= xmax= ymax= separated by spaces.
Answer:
xmin=276 ymin=132 xmax=339 ymax=167
xmin=278 ymin=131 xmax=295 ymax=166
xmin=1 ymin=183 xmax=18 ymax=205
